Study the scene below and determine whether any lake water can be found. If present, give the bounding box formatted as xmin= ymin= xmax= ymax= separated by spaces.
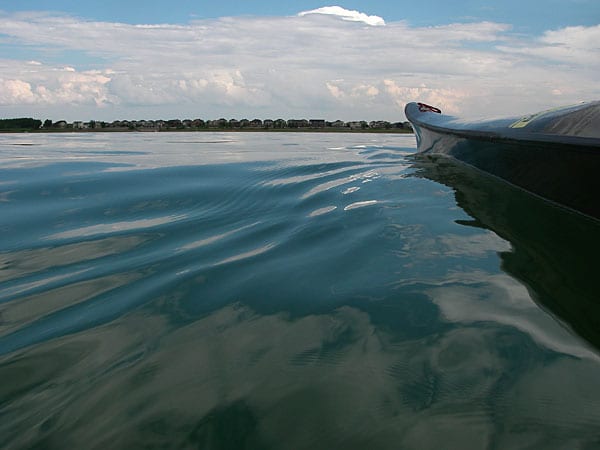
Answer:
xmin=1 ymin=132 xmax=599 ymax=449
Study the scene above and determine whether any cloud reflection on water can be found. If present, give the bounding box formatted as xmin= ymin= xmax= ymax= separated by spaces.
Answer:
xmin=3 ymin=300 xmax=600 ymax=449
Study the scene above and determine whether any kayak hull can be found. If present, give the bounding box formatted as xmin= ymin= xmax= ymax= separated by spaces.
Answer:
xmin=405 ymin=102 xmax=600 ymax=221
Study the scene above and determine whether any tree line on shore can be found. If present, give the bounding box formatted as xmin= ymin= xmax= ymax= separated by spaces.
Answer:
xmin=0 ymin=118 xmax=43 ymax=130
xmin=0 ymin=117 xmax=412 ymax=132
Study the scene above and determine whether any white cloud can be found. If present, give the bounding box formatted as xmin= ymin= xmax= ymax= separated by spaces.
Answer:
xmin=0 ymin=79 xmax=36 ymax=104
xmin=0 ymin=62 xmax=113 ymax=107
xmin=298 ymin=6 xmax=385 ymax=27
xmin=498 ymin=24 xmax=600 ymax=66
xmin=383 ymin=80 xmax=469 ymax=115
xmin=326 ymin=82 xmax=344 ymax=99
xmin=0 ymin=8 xmax=598 ymax=121
xmin=541 ymin=24 xmax=600 ymax=49
xmin=352 ymin=84 xmax=379 ymax=97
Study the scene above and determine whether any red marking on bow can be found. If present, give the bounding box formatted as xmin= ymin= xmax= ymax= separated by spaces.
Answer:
xmin=417 ymin=103 xmax=442 ymax=114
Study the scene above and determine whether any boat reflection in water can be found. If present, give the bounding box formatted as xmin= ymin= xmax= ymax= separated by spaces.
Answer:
xmin=413 ymin=154 xmax=600 ymax=351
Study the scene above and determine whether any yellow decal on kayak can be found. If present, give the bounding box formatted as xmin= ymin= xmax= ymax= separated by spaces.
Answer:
xmin=509 ymin=103 xmax=583 ymax=128
xmin=509 ymin=114 xmax=540 ymax=128
xmin=509 ymin=116 xmax=535 ymax=128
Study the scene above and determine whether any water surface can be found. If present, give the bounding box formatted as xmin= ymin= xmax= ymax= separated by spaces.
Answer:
xmin=1 ymin=132 xmax=599 ymax=449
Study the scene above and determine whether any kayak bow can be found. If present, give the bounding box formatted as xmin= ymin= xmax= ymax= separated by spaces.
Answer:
xmin=405 ymin=101 xmax=600 ymax=220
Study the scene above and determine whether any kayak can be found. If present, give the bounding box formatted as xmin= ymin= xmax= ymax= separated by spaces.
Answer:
xmin=405 ymin=101 xmax=600 ymax=220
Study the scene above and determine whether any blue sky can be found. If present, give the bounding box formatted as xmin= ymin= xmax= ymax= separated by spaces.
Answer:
xmin=0 ymin=2 xmax=598 ymax=121
xmin=3 ymin=0 xmax=598 ymax=31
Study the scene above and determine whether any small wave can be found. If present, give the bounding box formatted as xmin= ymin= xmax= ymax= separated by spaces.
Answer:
xmin=78 ymin=151 xmax=149 ymax=155
xmin=178 ymin=222 xmax=261 ymax=252
xmin=344 ymin=200 xmax=378 ymax=211
xmin=214 ymin=243 xmax=275 ymax=266
xmin=44 ymin=214 xmax=188 ymax=240
xmin=309 ymin=206 xmax=337 ymax=217
xmin=165 ymin=140 xmax=236 ymax=144
xmin=301 ymin=169 xmax=380 ymax=199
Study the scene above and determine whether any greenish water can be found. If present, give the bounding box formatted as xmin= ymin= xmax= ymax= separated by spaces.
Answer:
xmin=1 ymin=132 xmax=599 ymax=449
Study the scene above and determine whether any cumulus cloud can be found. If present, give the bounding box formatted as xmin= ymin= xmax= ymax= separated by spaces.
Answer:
xmin=298 ymin=6 xmax=385 ymax=26
xmin=382 ymin=80 xmax=468 ymax=115
xmin=0 ymin=7 xmax=598 ymax=120
xmin=0 ymin=62 xmax=113 ymax=107
xmin=0 ymin=79 xmax=36 ymax=104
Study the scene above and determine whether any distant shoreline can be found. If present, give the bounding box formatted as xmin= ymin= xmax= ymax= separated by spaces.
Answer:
xmin=0 ymin=118 xmax=413 ymax=134
xmin=0 ymin=128 xmax=413 ymax=134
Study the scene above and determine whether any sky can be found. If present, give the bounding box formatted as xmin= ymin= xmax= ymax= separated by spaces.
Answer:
xmin=0 ymin=1 xmax=598 ymax=121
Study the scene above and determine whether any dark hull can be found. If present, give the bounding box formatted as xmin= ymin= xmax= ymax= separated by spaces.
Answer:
xmin=405 ymin=102 xmax=600 ymax=221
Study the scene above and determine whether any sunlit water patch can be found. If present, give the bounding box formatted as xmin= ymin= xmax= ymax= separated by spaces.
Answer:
xmin=1 ymin=132 xmax=599 ymax=449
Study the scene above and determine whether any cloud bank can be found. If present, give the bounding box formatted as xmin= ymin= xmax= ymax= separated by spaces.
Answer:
xmin=0 ymin=7 xmax=598 ymax=120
